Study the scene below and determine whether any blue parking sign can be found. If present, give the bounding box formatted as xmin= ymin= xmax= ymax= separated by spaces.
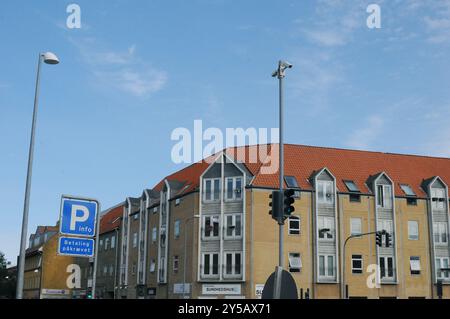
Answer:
xmin=58 ymin=236 xmax=95 ymax=257
xmin=60 ymin=197 xmax=98 ymax=237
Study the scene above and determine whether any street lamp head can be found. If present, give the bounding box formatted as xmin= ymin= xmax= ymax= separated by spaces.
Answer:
xmin=42 ymin=52 xmax=60 ymax=65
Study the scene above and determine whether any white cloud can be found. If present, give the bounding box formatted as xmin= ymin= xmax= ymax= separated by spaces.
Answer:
xmin=303 ymin=30 xmax=347 ymax=47
xmin=71 ymin=38 xmax=167 ymax=97
xmin=345 ymin=115 xmax=385 ymax=150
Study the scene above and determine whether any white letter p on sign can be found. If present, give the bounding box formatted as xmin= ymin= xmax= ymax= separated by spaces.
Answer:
xmin=70 ymin=205 xmax=89 ymax=231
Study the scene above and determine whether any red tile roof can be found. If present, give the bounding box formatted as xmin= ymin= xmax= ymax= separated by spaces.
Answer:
xmin=150 ymin=144 xmax=450 ymax=199
xmin=100 ymin=204 xmax=124 ymax=234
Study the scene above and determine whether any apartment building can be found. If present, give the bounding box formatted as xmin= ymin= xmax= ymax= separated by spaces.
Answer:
xmin=23 ymin=224 xmax=89 ymax=299
xmin=107 ymin=144 xmax=450 ymax=299
xmin=94 ymin=203 xmax=123 ymax=299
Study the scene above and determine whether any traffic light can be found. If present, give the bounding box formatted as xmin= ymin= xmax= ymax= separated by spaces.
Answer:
xmin=375 ymin=231 xmax=383 ymax=247
xmin=269 ymin=190 xmax=282 ymax=221
xmin=86 ymin=289 xmax=92 ymax=299
xmin=283 ymin=189 xmax=296 ymax=217
xmin=385 ymin=232 xmax=392 ymax=247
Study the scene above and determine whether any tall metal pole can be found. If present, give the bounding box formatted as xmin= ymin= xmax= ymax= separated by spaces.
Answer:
xmin=92 ymin=201 xmax=101 ymax=299
xmin=278 ymin=68 xmax=284 ymax=269
xmin=16 ymin=54 xmax=43 ymax=299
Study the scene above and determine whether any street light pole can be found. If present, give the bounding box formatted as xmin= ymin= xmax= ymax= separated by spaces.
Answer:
xmin=183 ymin=215 xmax=200 ymax=299
xmin=272 ymin=60 xmax=292 ymax=299
xmin=16 ymin=52 xmax=59 ymax=299
xmin=341 ymin=231 xmax=379 ymax=299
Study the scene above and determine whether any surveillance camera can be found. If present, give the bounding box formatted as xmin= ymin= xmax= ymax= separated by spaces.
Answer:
xmin=281 ymin=61 xmax=293 ymax=69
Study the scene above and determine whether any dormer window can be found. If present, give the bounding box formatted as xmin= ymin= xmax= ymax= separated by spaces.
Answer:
xmin=377 ymin=184 xmax=392 ymax=209
xmin=317 ymin=181 xmax=334 ymax=204
xmin=203 ymin=178 xmax=221 ymax=202
xmin=225 ymin=177 xmax=243 ymax=201
xmin=431 ymin=188 xmax=446 ymax=210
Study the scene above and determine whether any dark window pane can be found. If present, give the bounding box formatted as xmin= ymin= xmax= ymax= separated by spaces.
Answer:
xmin=226 ymin=254 xmax=232 ymax=274
xmin=212 ymin=254 xmax=219 ymax=275
xmin=235 ymin=253 xmax=241 ymax=275
xmin=204 ymin=255 xmax=210 ymax=275
xmin=227 ymin=178 xmax=233 ymax=199
xmin=388 ymin=258 xmax=394 ymax=277
xmin=235 ymin=215 xmax=241 ymax=236
xmin=380 ymin=257 xmax=385 ymax=278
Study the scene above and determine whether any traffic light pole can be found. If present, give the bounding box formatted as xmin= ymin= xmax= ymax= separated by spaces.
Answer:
xmin=341 ymin=231 xmax=381 ymax=299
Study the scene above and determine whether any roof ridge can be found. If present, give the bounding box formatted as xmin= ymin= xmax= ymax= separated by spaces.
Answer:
xmin=282 ymin=143 xmax=450 ymax=160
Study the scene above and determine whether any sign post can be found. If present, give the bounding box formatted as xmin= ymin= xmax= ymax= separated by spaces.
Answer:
xmin=58 ymin=195 xmax=100 ymax=299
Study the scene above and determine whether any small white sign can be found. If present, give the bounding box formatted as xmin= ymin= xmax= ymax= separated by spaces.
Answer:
xmin=41 ymin=289 xmax=69 ymax=295
xmin=202 ymin=284 xmax=241 ymax=295
xmin=255 ymin=284 xmax=265 ymax=299
xmin=174 ymin=283 xmax=191 ymax=294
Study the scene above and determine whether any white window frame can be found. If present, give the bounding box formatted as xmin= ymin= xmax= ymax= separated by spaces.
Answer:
xmin=152 ymin=227 xmax=157 ymax=243
xmin=224 ymin=214 xmax=242 ymax=239
xmin=223 ymin=251 xmax=242 ymax=278
xmin=288 ymin=253 xmax=302 ymax=273
xmin=377 ymin=184 xmax=393 ymax=209
xmin=377 ymin=219 xmax=394 ymax=246
xmin=433 ymin=222 xmax=448 ymax=244
xmin=318 ymin=216 xmax=335 ymax=240
xmin=410 ymin=256 xmax=421 ymax=275
xmin=202 ymin=215 xmax=220 ymax=240
xmin=318 ymin=254 xmax=335 ymax=279
xmin=351 ymin=255 xmax=363 ymax=274
xmin=317 ymin=181 xmax=334 ymax=204
xmin=201 ymin=253 xmax=220 ymax=279
xmin=225 ymin=176 xmax=243 ymax=201
xmin=379 ymin=256 xmax=395 ymax=280
xmin=203 ymin=178 xmax=221 ymax=202
xmin=111 ymin=235 xmax=116 ymax=249
xmin=408 ymin=221 xmax=419 ymax=240
xmin=109 ymin=265 xmax=114 ymax=276
xmin=99 ymin=239 xmax=103 ymax=249
xmin=104 ymin=238 xmax=110 ymax=250
xmin=350 ymin=218 xmax=362 ymax=236
xmin=431 ymin=188 xmax=446 ymax=210
xmin=436 ymin=257 xmax=450 ymax=280
xmin=288 ymin=216 xmax=301 ymax=235
xmin=174 ymin=220 xmax=181 ymax=239
xmin=103 ymin=265 xmax=108 ymax=275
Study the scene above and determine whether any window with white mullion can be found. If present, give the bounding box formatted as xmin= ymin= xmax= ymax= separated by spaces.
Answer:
xmin=379 ymin=256 xmax=395 ymax=280
xmin=201 ymin=253 xmax=220 ymax=278
xmin=433 ymin=222 xmax=448 ymax=244
xmin=224 ymin=214 xmax=242 ymax=239
xmin=318 ymin=255 xmax=335 ymax=279
xmin=202 ymin=215 xmax=220 ymax=240
xmin=377 ymin=184 xmax=393 ymax=209
xmin=377 ymin=219 xmax=394 ymax=246
xmin=317 ymin=181 xmax=334 ymax=204
xmin=225 ymin=176 xmax=243 ymax=201
xmin=318 ymin=216 xmax=335 ymax=240
xmin=436 ymin=257 xmax=450 ymax=280
xmin=431 ymin=188 xmax=446 ymax=210
xmin=288 ymin=216 xmax=301 ymax=235
xmin=203 ymin=178 xmax=221 ymax=202
xmin=223 ymin=252 xmax=242 ymax=278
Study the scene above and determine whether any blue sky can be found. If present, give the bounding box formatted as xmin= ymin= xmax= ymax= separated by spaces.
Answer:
xmin=0 ymin=0 xmax=449 ymax=263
